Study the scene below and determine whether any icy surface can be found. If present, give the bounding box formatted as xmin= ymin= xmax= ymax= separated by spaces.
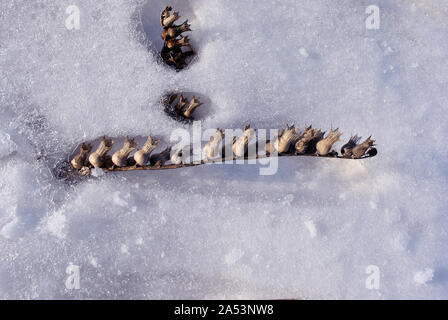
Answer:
xmin=1 ymin=0 xmax=448 ymax=299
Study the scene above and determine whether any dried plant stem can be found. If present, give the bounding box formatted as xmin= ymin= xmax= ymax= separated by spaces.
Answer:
xmin=73 ymin=151 xmax=376 ymax=175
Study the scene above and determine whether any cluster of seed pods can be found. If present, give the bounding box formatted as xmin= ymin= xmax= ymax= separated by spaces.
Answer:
xmin=160 ymin=6 xmax=194 ymax=70
xmin=267 ymin=124 xmax=376 ymax=158
xmin=69 ymin=124 xmax=376 ymax=175
xmin=163 ymin=93 xmax=203 ymax=123
xmin=66 ymin=6 xmax=377 ymax=177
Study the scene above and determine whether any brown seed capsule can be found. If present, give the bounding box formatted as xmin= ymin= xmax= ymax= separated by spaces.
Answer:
xmin=112 ymin=136 xmax=138 ymax=167
xmin=295 ymin=126 xmax=324 ymax=154
xmin=70 ymin=143 xmax=92 ymax=170
xmin=340 ymin=135 xmax=361 ymax=157
xmin=183 ymin=97 xmax=202 ymax=118
xmin=165 ymin=36 xmax=190 ymax=50
xmin=351 ymin=136 xmax=375 ymax=159
xmin=233 ymin=125 xmax=255 ymax=157
xmin=316 ymin=127 xmax=342 ymax=156
xmin=134 ymin=136 xmax=160 ymax=166
xmin=160 ymin=6 xmax=195 ymax=70
xmin=150 ymin=146 xmax=172 ymax=167
xmin=174 ymin=94 xmax=187 ymax=112
xmin=273 ymin=124 xmax=301 ymax=154
xmin=171 ymin=144 xmax=192 ymax=165
xmin=221 ymin=136 xmax=237 ymax=159
xmin=170 ymin=148 xmax=183 ymax=165
xmin=264 ymin=140 xmax=273 ymax=155
xmin=161 ymin=20 xmax=191 ymax=40
xmin=89 ymin=136 xmax=114 ymax=168
xmin=203 ymin=129 xmax=225 ymax=160
xmin=160 ymin=6 xmax=180 ymax=28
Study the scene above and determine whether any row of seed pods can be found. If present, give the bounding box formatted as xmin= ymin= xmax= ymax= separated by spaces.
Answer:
xmin=70 ymin=124 xmax=376 ymax=172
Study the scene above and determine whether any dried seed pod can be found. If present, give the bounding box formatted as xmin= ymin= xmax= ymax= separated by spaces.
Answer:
xmin=160 ymin=6 xmax=180 ymax=28
xmin=307 ymin=129 xmax=325 ymax=154
xmin=171 ymin=144 xmax=193 ymax=165
xmin=163 ymin=93 xmax=204 ymax=123
xmin=89 ymin=136 xmax=114 ymax=168
xmin=134 ymin=135 xmax=160 ymax=166
xmin=79 ymin=166 xmax=91 ymax=176
xmin=265 ymin=140 xmax=274 ymax=155
xmin=316 ymin=127 xmax=342 ymax=156
xmin=203 ymin=129 xmax=225 ymax=160
xmin=112 ymin=136 xmax=138 ymax=167
xmin=340 ymin=135 xmax=361 ymax=156
xmin=274 ymin=124 xmax=301 ymax=154
xmin=160 ymin=6 xmax=194 ymax=70
xmin=70 ymin=143 xmax=92 ymax=170
xmin=162 ymin=21 xmax=191 ymax=40
xmin=183 ymin=97 xmax=202 ymax=118
xmin=170 ymin=148 xmax=183 ymax=165
xmin=173 ymin=144 xmax=194 ymax=164
xmin=150 ymin=146 xmax=172 ymax=167
xmin=295 ymin=126 xmax=324 ymax=154
xmin=233 ymin=125 xmax=256 ymax=157
xmin=350 ymin=136 xmax=375 ymax=159
xmin=165 ymin=36 xmax=190 ymax=50
xmin=174 ymin=94 xmax=187 ymax=112
xmin=162 ymin=50 xmax=195 ymax=70
xmin=221 ymin=136 xmax=236 ymax=159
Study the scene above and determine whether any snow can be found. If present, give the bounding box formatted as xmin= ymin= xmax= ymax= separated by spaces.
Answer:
xmin=414 ymin=268 xmax=434 ymax=285
xmin=0 ymin=0 xmax=448 ymax=299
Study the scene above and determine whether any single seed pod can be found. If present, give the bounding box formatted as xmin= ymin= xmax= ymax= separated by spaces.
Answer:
xmin=340 ymin=135 xmax=361 ymax=157
xmin=89 ymin=136 xmax=114 ymax=168
xmin=295 ymin=126 xmax=323 ymax=154
xmin=112 ymin=136 xmax=138 ymax=167
xmin=274 ymin=124 xmax=301 ymax=154
xmin=183 ymin=97 xmax=202 ymax=119
xmin=232 ymin=125 xmax=256 ymax=157
xmin=70 ymin=143 xmax=92 ymax=170
xmin=160 ymin=6 xmax=180 ymax=28
xmin=150 ymin=146 xmax=172 ymax=167
xmin=316 ymin=127 xmax=342 ymax=156
xmin=203 ymin=129 xmax=225 ymax=160
xmin=351 ymin=136 xmax=375 ymax=159
xmin=134 ymin=135 xmax=160 ymax=166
